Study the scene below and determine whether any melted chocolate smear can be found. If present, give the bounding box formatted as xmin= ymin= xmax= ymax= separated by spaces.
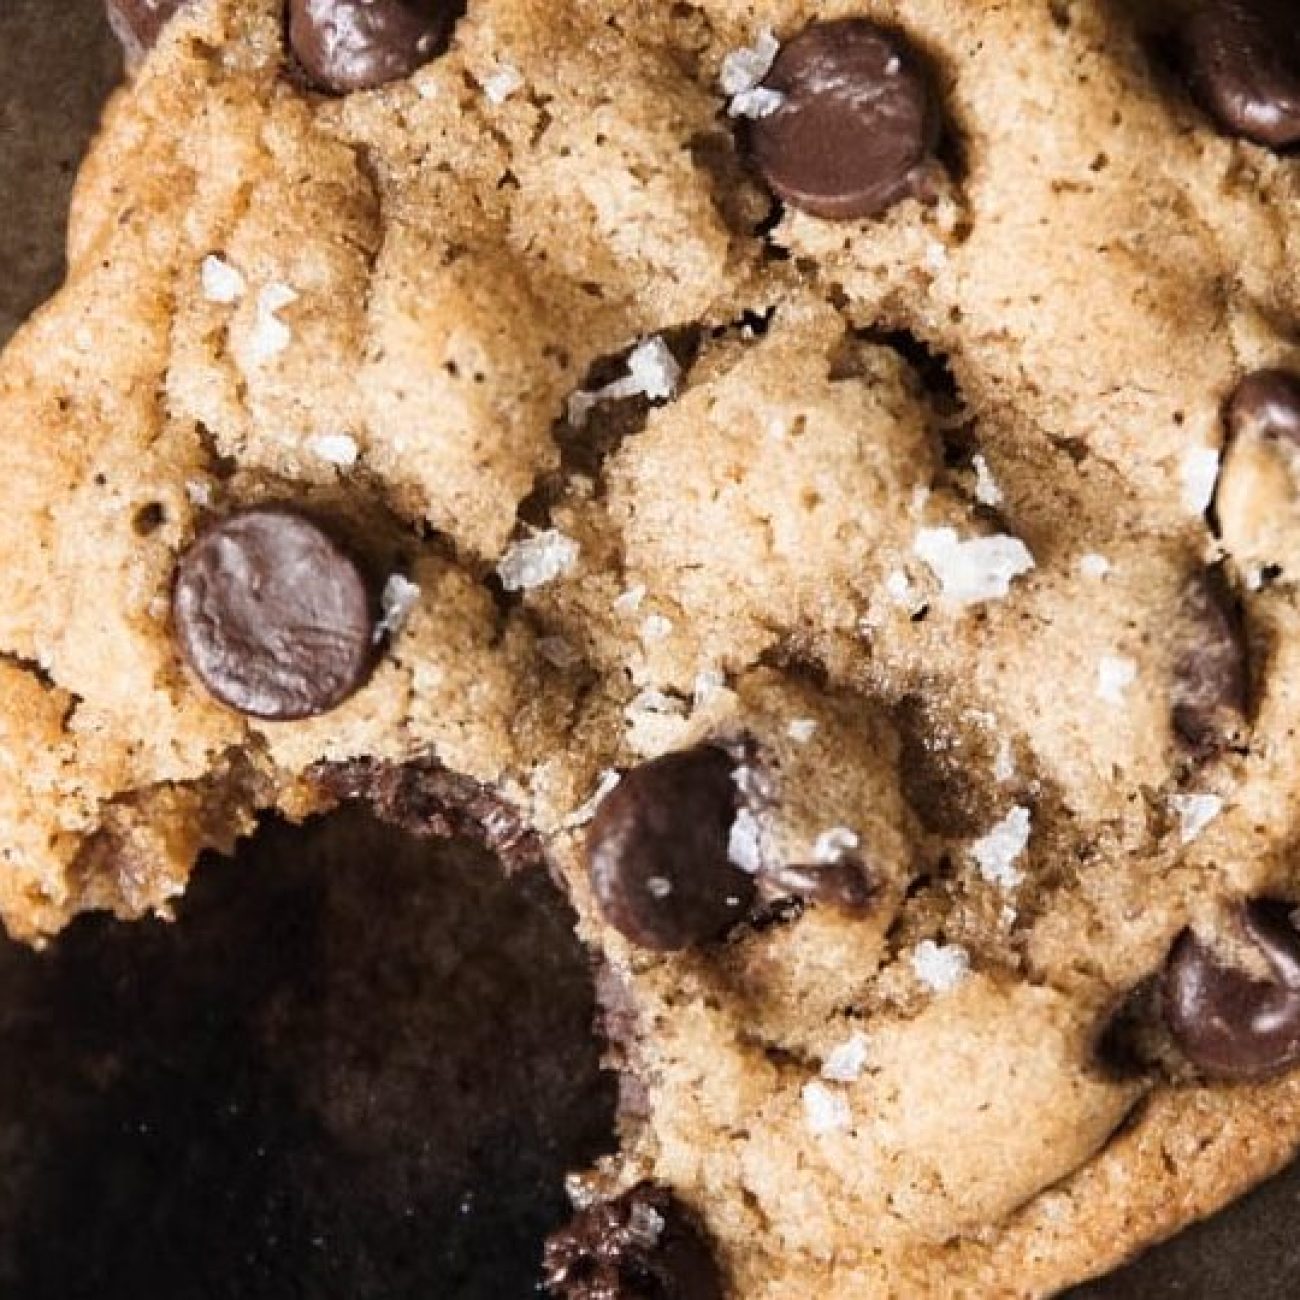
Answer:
xmin=0 ymin=806 xmax=616 ymax=1298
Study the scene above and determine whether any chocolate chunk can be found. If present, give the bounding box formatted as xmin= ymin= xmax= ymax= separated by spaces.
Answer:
xmin=544 ymin=1182 xmax=724 ymax=1300
xmin=288 ymin=0 xmax=458 ymax=95
xmin=315 ymin=754 xmax=543 ymax=869
xmin=105 ymin=0 xmax=189 ymax=63
xmin=759 ymin=860 xmax=878 ymax=915
xmin=1165 ymin=899 xmax=1300 ymax=1079
xmin=1182 ymin=0 xmax=1300 ymax=147
xmin=587 ymin=747 xmax=756 ymax=952
xmin=747 ymin=19 xmax=940 ymax=221
xmin=1172 ymin=568 xmax=1248 ymax=758
xmin=172 ymin=507 xmax=376 ymax=721
xmin=1227 ymin=368 xmax=1300 ymax=445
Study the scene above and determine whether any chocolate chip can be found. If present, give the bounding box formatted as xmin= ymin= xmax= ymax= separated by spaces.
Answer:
xmin=105 ymin=0 xmax=189 ymax=63
xmin=587 ymin=747 xmax=756 ymax=952
xmin=1172 ymin=568 xmax=1248 ymax=759
xmin=747 ymin=19 xmax=941 ymax=221
xmin=1165 ymin=899 xmax=1300 ymax=1079
xmin=172 ymin=507 xmax=376 ymax=721
xmin=759 ymin=860 xmax=878 ymax=915
xmin=544 ymin=1182 xmax=724 ymax=1300
xmin=288 ymin=0 xmax=458 ymax=95
xmin=1182 ymin=0 xmax=1300 ymax=147
xmin=1227 ymin=368 xmax=1300 ymax=445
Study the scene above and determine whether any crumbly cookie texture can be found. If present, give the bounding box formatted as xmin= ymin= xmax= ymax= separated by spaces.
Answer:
xmin=8 ymin=0 xmax=1300 ymax=1295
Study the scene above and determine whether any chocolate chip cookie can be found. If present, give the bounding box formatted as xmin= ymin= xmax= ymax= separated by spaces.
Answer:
xmin=7 ymin=0 xmax=1300 ymax=1294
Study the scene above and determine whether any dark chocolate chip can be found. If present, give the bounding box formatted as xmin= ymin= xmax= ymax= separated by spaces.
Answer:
xmin=747 ymin=19 xmax=941 ymax=221
xmin=759 ymin=860 xmax=878 ymax=914
xmin=105 ymin=0 xmax=189 ymax=63
xmin=1172 ymin=568 xmax=1248 ymax=758
xmin=1226 ymin=368 xmax=1300 ymax=445
xmin=1182 ymin=0 xmax=1300 ymax=148
xmin=1165 ymin=898 xmax=1300 ymax=1079
xmin=587 ymin=747 xmax=756 ymax=952
xmin=172 ymin=507 xmax=376 ymax=721
xmin=544 ymin=1182 xmax=724 ymax=1300
xmin=288 ymin=0 xmax=458 ymax=95
xmin=315 ymin=754 xmax=543 ymax=869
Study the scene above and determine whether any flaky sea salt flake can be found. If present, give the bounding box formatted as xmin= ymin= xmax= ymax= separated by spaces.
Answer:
xmin=913 ymin=527 xmax=1034 ymax=606
xmin=249 ymin=282 xmax=298 ymax=364
xmin=1097 ymin=654 xmax=1137 ymax=705
xmin=613 ymin=584 xmax=647 ymax=615
xmin=1181 ymin=446 xmax=1221 ymax=515
xmin=821 ymin=1032 xmax=870 ymax=1083
xmin=972 ymin=454 xmax=1004 ymax=507
xmin=720 ymin=28 xmax=780 ymax=95
xmin=971 ymin=805 xmax=1031 ymax=888
xmin=201 ymin=255 xmax=245 ymax=304
xmin=802 ymin=1080 xmax=852 ymax=1136
xmin=1079 ymin=553 xmax=1112 ymax=579
xmin=727 ymin=807 xmax=769 ymax=875
xmin=1170 ymin=792 xmax=1223 ymax=844
xmin=481 ymin=63 xmax=524 ymax=103
xmin=641 ymin=614 xmax=674 ymax=643
xmin=788 ymin=718 xmax=818 ymax=744
xmin=497 ymin=529 xmax=580 ymax=591
xmin=813 ymin=827 xmax=860 ymax=865
xmin=911 ymin=940 xmax=970 ymax=993
xmin=310 ymin=433 xmax=360 ymax=468
xmin=375 ymin=574 xmax=421 ymax=642
xmin=729 ymin=86 xmax=786 ymax=119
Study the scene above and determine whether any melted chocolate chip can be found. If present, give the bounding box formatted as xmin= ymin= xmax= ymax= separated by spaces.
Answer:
xmin=1182 ymin=0 xmax=1300 ymax=148
xmin=1166 ymin=899 xmax=1300 ymax=1079
xmin=288 ymin=0 xmax=459 ymax=95
xmin=1172 ymin=568 xmax=1248 ymax=759
xmin=172 ymin=507 xmax=376 ymax=721
xmin=747 ymin=19 xmax=940 ymax=221
xmin=544 ymin=1183 xmax=723 ymax=1300
xmin=105 ymin=0 xmax=189 ymax=62
xmin=1227 ymin=368 xmax=1300 ymax=445
xmin=587 ymin=747 xmax=756 ymax=952
xmin=315 ymin=754 xmax=543 ymax=869
xmin=760 ymin=860 xmax=878 ymax=914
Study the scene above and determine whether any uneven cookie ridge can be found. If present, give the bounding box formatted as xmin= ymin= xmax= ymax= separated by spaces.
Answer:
xmin=6 ymin=0 xmax=1300 ymax=1295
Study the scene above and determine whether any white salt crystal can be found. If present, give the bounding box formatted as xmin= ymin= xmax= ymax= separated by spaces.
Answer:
xmin=720 ymin=29 xmax=780 ymax=95
xmin=813 ymin=827 xmax=860 ymax=865
xmin=913 ymin=527 xmax=1034 ymax=606
xmin=821 ymin=1033 xmax=870 ymax=1084
xmin=201 ymin=255 xmax=245 ymax=304
xmin=481 ymin=63 xmax=524 ymax=103
xmin=613 ymin=584 xmax=647 ymax=615
xmin=727 ymin=807 xmax=770 ymax=875
xmin=1181 ymin=447 xmax=1221 ymax=515
xmin=1078 ymin=553 xmax=1112 ymax=579
xmin=972 ymin=454 xmax=1004 ymax=507
xmin=787 ymin=718 xmax=818 ymax=744
xmin=497 ymin=529 xmax=580 ymax=591
xmin=729 ymin=87 xmax=785 ymax=119
xmin=802 ymin=1080 xmax=852 ymax=1136
xmin=568 ymin=337 xmax=682 ymax=428
xmin=375 ymin=574 xmax=420 ymax=642
xmin=911 ymin=940 xmax=971 ymax=993
xmin=1169 ymin=792 xmax=1223 ymax=845
xmin=971 ymin=806 xmax=1031 ymax=888
xmin=310 ymin=433 xmax=360 ymax=468
xmin=646 ymin=876 xmax=673 ymax=900
xmin=641 ymin=614 xmax=674 ymax=643
xmin=1097 ymin=654 xmax=1137 ymax=705
xmin=248 ymin=282 xmax=298 ymax=364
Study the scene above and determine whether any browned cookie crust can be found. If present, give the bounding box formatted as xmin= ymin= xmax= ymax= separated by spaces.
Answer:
xmin=7 ymin=0 xmax=1300 ymax=1294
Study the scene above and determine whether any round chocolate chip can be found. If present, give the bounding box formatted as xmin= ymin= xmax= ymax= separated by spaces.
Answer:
xmin=544 ymin=1182 xmax=723 ymax=1300
xmin=1182 ymin=0 xmax=1300 ymax=148
xmin=747 ymin=19 xmax=941 ymax=221
xmin=1172 ymin=568 xmax=1248 ymax=759
xmin=760 ymin=860 xmax=878 ymax=915
xmin=1166 ymin=899 xmax=1300 ymax=1079
xmin=288 ymin=0 xmax=458 ymax=95
xmin=1227 ymin=368 xmax=1300 ymax=445
xmin=587 ymin=747 xmax=756 ymax=952
xmin=105 ymin=0 xmax=190 ymax=63
xmin=172 ymin=507 xmax=376 ymax=721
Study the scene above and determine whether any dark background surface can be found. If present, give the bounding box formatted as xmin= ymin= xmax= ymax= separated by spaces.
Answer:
xmin=2 ymin=1 xmax=1300 ymax=1296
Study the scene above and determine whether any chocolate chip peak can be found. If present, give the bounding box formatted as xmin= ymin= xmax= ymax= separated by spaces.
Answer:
xmin=587 ymin=747 xmax=756 ymax=952
xmin=1227 ymin=368 xmax=1300 ymax=445
xmin=288 ymin=0 xmax=459 ymax=95
xmin=544 ymin=1182 xmax=723 ymax=1300
xmin=747 ymin=19 xmax=941 ymax=221
xmin=1165 ymin=899 xmax=1300 ymax=1079
xmin=172 ymin=507 xmax=376 ymax=721
xmin=1182 ymin=0 xmax=1300 ymax=148
xmin=105 ymin=0 xmax=190 ymax=64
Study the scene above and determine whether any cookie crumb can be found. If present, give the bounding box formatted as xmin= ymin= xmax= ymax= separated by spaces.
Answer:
xmin=1170 ymin=792 xmax=1223 ymax=844
xmin=911 ymin=940 xmax=971 ymax=993
xmin=971 ymin=805 xmax=1031 ymax=888
xmin=497 ymin=529 xmax=580 ymax=591
xmin=200 ymin=254 xmax=244 ymax=304
xmin=913 ymin=527 xmax=1035 ymax=605
xmin=1097 ymin=654 xmax=1137 ymax=705
xmin=1180 ymin=446 xmax=1221 ymax=515
xmin=802 ymin=1079 xmax=852 ymax=1136
xmin=375 ymin=573 xmax=421 ymax=642
xmin=821 ymin=1032 xmax=870 ymax=1083
xmin=539 ymin=636 xmax=582 ymax=669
